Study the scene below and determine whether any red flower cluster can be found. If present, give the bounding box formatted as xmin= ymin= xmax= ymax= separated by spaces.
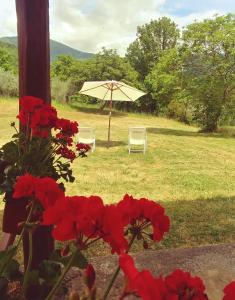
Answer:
xmin=119 ymin=254 xmax=166 ymax=299
xmin=30 ymin=105 xmax=57 ymax=138
xmin=55 ymin=118 xmax=78 ymax=137
xmin=17 ymin=96 xmax=80 ymax=143
xmin=119 ymin=254 xmax=208 ymax=300
xmin=54 ymin=120 xmax=79 ymax=158
xmin=17 ymin=96 xmax=57 ymax=138
xmin=42 ymin=196 xmax=128 ymax=254
xmin=223 ymin=281 xmax=235 ymax=300
xmin=55 ymin=132 xmax=73 ymax=146
xmin=17 ymin=96 xmax=43 ymax=125
xmin=165 ymin=269 xmax=207 ymax=300
xmin=41 ymin=193 xmax=170 ymax=254
xmin=56 ymin=147 xmax=76 ymax=162
xmin=117 ymin=194 xmax=170 ymax=245
xmin=13 ymin=173 xmax=64 ymax=209
xmin=76 ymin=143 xmax=91 ymax=152
xmin=12 ymin=173 xmax=170 ymax=256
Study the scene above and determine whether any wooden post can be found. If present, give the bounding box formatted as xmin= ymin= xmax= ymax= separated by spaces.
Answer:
xmin=107 ymin=84 xmax=113 ymax=147
xmin=16 ymin=0 xmax=51 ymax=102
xmin=15 ymin=0 xmax=53 ymax=268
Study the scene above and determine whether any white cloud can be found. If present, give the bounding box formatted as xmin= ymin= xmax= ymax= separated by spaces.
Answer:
xmin=49 ymin=0 xmax=231 ymax=55
xmin=0 ymin=1 xmax=17 ymax=36
xmin=171 ymin=9 xmax=224 ymax=28
xmin=49 ymin=0 xmax=165 ymax=55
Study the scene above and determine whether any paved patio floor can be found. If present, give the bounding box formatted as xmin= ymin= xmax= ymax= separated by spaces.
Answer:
xmin=60 ymin=243 xmax=235 ymax=299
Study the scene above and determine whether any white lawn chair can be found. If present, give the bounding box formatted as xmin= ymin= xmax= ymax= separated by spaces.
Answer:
xmin=78 ymin=127 xmax=96 ymax=152
xmin=128 ymin=127 xmax=147 ymax=154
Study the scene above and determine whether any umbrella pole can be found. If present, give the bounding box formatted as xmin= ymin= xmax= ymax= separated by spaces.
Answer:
xmin=107 ymin=87 xmax=113 ymax=147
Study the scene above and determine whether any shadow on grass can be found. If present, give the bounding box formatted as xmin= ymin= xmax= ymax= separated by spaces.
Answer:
xmin=153 ymin=195 xmax=235 ymax=250
xmin=69 ymin=103 xmax=126 ymax=117
xmin=0 ymin=195 xmax=234 ymax=258
xmin=96 ymin=139 xmax=126 ymax=148
xmin=148 ymin=127 xmax=235 ymax=139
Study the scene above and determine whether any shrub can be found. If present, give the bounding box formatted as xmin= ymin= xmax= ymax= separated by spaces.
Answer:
xmin=166 ymin=99 xmax=192 ymax=124
xmin=51 ymin=77 xmax=74 ymax=103
xmin=0 ymin=68 xmax=18 ymax=97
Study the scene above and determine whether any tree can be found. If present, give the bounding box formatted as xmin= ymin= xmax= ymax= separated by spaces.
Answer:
xmin=182 ymin=14 xmax=235 ymax=132
xmin=126 ymin=17 xmax=179 ymax=78
xmin=91 ymin=48 xmax=139 ymax=85
xmin=51 ymin=55 xmax=78 ymax=81
xmin=0 ymin=46 xmax=17 ymax=73
xmin=145 ymin=49 xmax=182 ymax=111
xmin=51 ymin=49 xmax=142 ymax=110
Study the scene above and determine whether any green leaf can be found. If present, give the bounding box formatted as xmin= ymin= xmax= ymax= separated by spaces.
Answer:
xmin=3 ymin=259 xmax=20 ymax=280
xmin=0 ymin=246 xmax=17 ymax=269
xmin=11 ymin=133 xmax=20 ymax=139
xmin=50 ymin=249 xmax=88 ymax=269
xmin=49 ymin=249 xmax=70 ymax=265
xmin=23 ymin=270 xmax=39 ymax=291
xmin=1 ymin=142 xmax=18 ymax=163
xmin=39 ymin=260 xmax=61 ymax=284
xmin=71 ymin=250 xmax=88 ymax=269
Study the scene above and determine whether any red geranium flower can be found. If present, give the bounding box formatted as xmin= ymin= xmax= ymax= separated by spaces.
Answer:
xmin=165 ymin=269 xmax=208 ymax=300
xmin=17 ymin=96 xmax=43 ymax=125
xmin=31 ymin=105 xmax=57 ymax=138
xmin=117 ymin=194 xmax=170 ymax=246
xmin=13 ymin=174 xmax=64 ymax=209
xmin=43 ymin=195 xmax=104 ymax=242
xmin=56 ymin=146 xmax=76 ymax=161
xmin=98 ymin=205 xmax=128 ymax=254
xmin=55 ymin=132 xmax=73 ymax=146
xmin=56 ymin=118 xmax=78 ymax=137
xmin=13 ymin=173 xmax=36 ymax=199
xmin=119 ymin=254 xmax=166 ymax=300
xmin=119 ymin=255 xmax=209 ymax=300
xmin=223 ymin=281 xmax=235 ymax=300
xmin=76 ymin=143 xmax=91 ymax=152
xmin=42 ymin=196 xmax=127 ymax=253
xmin=34 ymin=177 xmax=64 ymax=209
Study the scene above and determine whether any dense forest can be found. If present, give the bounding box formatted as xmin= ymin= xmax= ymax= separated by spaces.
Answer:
xmin=0 ymin=14 xmax=235 ymax=132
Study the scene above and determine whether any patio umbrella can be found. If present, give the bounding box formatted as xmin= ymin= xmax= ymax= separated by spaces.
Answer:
xmin=79 ymin=80 xmax=146 ymax=146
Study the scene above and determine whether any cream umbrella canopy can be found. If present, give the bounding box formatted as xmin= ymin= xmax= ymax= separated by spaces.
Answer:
xmin=79 ymin=80 xmax=146 ymax=146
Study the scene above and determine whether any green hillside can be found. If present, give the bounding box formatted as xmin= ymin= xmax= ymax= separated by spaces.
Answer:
xmin=0 ymin=36 xmax=94 ymax=61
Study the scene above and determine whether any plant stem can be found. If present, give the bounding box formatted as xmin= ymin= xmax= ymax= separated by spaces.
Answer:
xmin=103 ymin=265 xmax=121 ymax=300
xmin=16 ymin=201 xmax=36 ymax=248
xmin=102 ymin=234 xmax=136 ymax=300
xmin=22 ymin=229 xmax=33 ymax=292
xmin=45 ymin=249 xmax=78 ymax=300
xmin=0 ymin=201 xmax=35 ymax=276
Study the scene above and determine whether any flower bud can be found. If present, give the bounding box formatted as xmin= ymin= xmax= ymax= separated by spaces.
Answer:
xmin=143 ymin=240 xmax=149 ymax=249
xmin=83 ymin=264 xmax=96 ymax=290
xmin=61 ymin=244 xmax=70 ymax=257
xmin=69 ymin=291 xmax=80 ymax=300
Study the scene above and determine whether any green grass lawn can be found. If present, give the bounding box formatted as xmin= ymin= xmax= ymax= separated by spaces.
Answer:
xmin=0 ymin=97 xmax=235 ymax=254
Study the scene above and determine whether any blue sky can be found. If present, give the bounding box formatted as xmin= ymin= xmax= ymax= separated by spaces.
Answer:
xmin=161 ymin=0 xmax=235 ymax=16
xmin=0 ymin=0 xmax=234 ymax=55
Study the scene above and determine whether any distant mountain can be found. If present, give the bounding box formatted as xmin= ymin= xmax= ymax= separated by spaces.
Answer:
xmin=0 ymin=36 xmax=94 ymax=61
